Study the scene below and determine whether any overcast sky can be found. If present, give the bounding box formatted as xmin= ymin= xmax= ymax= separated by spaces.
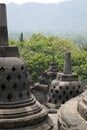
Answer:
xmin=0 ymin=0 xmax=70 ymax=4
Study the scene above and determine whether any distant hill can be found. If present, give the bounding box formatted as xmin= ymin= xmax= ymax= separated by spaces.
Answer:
xmin=7 ymin=0 xmax=87 ymax=39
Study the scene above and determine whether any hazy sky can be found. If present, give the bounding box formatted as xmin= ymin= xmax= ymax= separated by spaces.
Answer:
xmin=0 ymin=0 xmax=69 ymax=4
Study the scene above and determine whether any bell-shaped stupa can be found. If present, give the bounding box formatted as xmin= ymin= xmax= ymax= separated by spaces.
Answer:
xmin=0 ymin=4 xmax=54 ymax=130
xmin=48 ymin=52 xmax=83 ymax=108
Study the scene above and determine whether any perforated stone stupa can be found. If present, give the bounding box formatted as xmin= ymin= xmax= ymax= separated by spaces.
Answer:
xmin=32 ymin=56 xmax=58 ymax=104
xmin=0 ymin=4 xmax=54 ymax=130
xmin=48 ymin=52 xmax=83 ymax=108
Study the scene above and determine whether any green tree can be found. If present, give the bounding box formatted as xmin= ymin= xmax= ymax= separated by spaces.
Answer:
xmin=19 ymin=32 xmax=24 ymax=42
xmin=9 ymin=33 xmax=87 ymax=82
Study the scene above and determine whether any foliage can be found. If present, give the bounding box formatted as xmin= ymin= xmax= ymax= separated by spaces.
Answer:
xmin=70 ymin=35 xmax=87 ymax=47
xmin=9 ymin=33 xmax=87 ymax=82
xmin=19 ymin=32 xmax=24 ymax=42
xmin=72 ymin=51 xmax=87 ymax=80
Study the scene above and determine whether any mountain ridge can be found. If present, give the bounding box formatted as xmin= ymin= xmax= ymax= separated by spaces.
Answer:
xmin=6 ymin=0 xmax=87 ymax=39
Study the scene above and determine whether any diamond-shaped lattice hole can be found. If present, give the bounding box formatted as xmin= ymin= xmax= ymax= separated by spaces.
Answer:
xmin=19 ymin=92 xmax=23 ymax=99
xmin=77 ymin=90 xmax=79 ymax=94
xmin=7 ymin=94 xmax=13 ymax=101
xmin=12 ymin=67 xmax=16 ymax=72
xmin=17 ymin=74 xmax=21 ymax=80
xmin=66 ymin=86 xmax=68 ymax=90
xmin=13 ymin=83 xmax=17 ymax=90
xmin=78 ymin=85 xmax=80 ymax=88
xmin=59 ymin=86 xmax=62 ymax=89
xmin=73 ymin=86 xmax=75 ymax=90
xmin=6 ymin=75 xmax=11 ymax=81
xmin=0 ymin=67 xmax=5 ymax=72
xmin=62 ymin=100 xmax=65 ymax=104
xmin=1 ymin=84 xmax=6 ymax=91
xmin=21 ymin=66 xmax=24 ymax=70
xmin=56 ymin=90 xmax=59 ymax=94
xmin=54 ymin=86 xmax=56 ymax=88
xmin=54 ymin=100 xmax=57 ymax=104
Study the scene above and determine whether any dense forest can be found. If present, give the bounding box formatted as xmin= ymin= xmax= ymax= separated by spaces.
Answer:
xmin=9 ymin=33 xmax=87 ymax=82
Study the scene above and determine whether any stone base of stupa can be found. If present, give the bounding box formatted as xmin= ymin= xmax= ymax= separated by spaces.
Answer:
xmin=0 ymin=95 xmax=54 ymax=130
xmin=0 ymin=117 xmax=53 ymax=130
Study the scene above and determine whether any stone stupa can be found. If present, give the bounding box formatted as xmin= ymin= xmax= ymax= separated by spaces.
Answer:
xmin=0 ymin=4 xmax=54 ymax=130
xmin=46 ymin=55 xmax=58 ymax=81
xmin=48 ymin=52 xmax=83 ymax=108
xmin=32 ymin=56 xmax=58 ymax=104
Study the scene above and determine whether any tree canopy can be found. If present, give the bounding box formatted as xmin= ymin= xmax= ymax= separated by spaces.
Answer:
xmin=9 ymin=33 xmax=87 ymax=81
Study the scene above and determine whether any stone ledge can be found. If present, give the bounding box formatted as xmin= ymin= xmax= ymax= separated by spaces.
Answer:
xmin=0 ymin=46 xmax=19 ymax=57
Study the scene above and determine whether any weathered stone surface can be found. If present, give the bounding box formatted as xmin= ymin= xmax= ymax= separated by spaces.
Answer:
xmin=0 ymin=3 xmax=54 ymax=130
xmin=0 ymin=116 xmax=54 ymax=130
xmin=46 ymin=56 xmax=58 ymax=80
xmin=48 ymin=52 xmax=83 ymax=109
xmin=32 ymin=57 xmax=58 ymax=105
xmin=58 ymin=90 xmax=87 ymax=130
xmin=0 ymin=4 xmax=8 ymax=46
xmin=63 ymin=52 xmax=72 ymax=74
xmin=32 ymin=88 xmax=48 ymax=104
xmin=49 ymin=113 xmax=58 ymax=130
xmin=0 ymin=46 xmax=19 ymax=57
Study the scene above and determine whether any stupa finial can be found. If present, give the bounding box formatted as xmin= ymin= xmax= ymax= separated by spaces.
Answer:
xmin=0 ymin=4 xmax=8 ymax=46
xmin=63 ymin=52 xmax=72 ymax=74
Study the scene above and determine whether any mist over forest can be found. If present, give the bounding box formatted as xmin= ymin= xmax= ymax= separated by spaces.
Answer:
xmin=7 ymin=0 xmax=87 ymax=46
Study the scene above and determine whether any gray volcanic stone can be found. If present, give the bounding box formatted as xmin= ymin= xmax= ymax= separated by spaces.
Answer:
xmin=0 ymin=3 xmax=54 ymax=130
xmin=58 ymin=90 xmax=87 ymax=130
xmin=63 ymin=51 xmax=72 ymax=74
xmin=48 ymin=52 xmax=83 ymax=109
xmin=32 ymin=57 xmax=58 ymax=105
xmin=0 ymin=4 xmax=8 ymax=46
xmin=46 ymin=56 xmax=58 ymax=80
